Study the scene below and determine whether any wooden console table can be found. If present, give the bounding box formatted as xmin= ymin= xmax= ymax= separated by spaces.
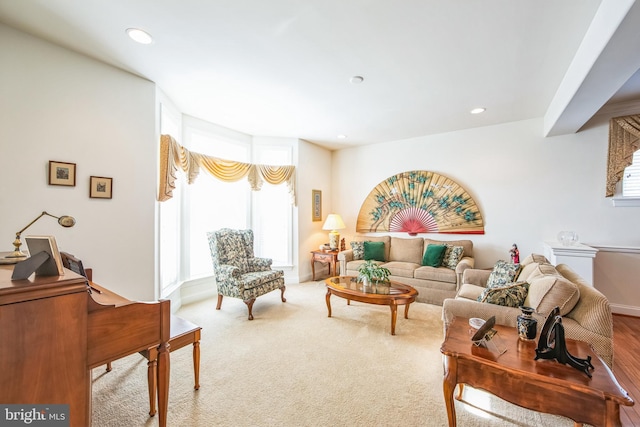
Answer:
xmin=311 ymin=249 xmax=339 ymax=280
xmin=440 ymin=316 xmax=634 ymax=426
xmin=0 ymin=265 xmax=171 ymax=427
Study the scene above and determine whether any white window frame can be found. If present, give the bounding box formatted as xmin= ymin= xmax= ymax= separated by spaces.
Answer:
xmin=611 ymin=150 xmax=640 ymax=207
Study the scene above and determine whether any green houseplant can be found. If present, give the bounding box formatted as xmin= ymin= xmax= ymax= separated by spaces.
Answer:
xmin=357 ymin=260 xmax=391 ymax=285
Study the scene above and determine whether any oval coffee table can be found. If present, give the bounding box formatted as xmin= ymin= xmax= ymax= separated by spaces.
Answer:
xmin=324 ymin=276 xmax=418 ymax=335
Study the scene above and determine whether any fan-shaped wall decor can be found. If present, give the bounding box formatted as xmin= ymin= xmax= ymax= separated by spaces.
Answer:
xmin=356 ymin=170 xmax=484 ymax=235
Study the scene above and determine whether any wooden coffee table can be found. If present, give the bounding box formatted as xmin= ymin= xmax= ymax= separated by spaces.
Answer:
xmin=440 ymin=316 xmax=634 ymax=427
xmin=324 ymin=276 xmax=418 ymax=335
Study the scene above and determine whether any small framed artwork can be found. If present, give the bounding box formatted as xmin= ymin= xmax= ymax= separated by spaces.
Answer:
xmin=89 ymin=176 xmax=113 ymax=199
xmin=312 ymin=189 xmax=322 ymax=222
xmin=48 ymin=161 xmax=76 ymax=186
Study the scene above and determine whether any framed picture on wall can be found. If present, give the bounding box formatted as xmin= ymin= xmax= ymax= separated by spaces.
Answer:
xmin=89 ymin=176 xmax=113 ymax=199
xmin=48 ymin=161 xmax=76 ymax=187
xmin=312 ymin=189 xmax=322 ymax=221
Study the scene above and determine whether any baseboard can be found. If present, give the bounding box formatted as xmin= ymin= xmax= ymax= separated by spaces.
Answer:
xmin=610 ymin=303 xmax=640 ymax=317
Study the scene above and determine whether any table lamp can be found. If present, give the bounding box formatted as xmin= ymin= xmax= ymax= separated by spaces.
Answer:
xmin=322 ymin=214 xmax=346 ymax=251
xmin=6 ymin=211 xmax=76 ymax=258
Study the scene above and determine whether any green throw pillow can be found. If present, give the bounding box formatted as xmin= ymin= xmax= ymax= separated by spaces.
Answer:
xmin=422 ymin=244 xmax=447 ymax=267
xmin=363 ymin=241 xmax=385 ymax=262
xmin=477 ymin=281 xmax=529 ymax=307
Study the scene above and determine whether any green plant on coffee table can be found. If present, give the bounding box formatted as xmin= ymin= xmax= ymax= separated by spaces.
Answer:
xmin=357 ymin=260 xmax=391 ymax=284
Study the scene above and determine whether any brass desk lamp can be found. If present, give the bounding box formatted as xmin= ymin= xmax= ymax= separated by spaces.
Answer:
xmin=6 ymin=211 xmax=76 ymax=258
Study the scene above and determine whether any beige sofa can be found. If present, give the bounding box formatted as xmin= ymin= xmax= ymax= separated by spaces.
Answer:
xmin=442 ymin=255 xmax=614 ymax=368
xmin=337 ymin=235 xmax=474 ymax=305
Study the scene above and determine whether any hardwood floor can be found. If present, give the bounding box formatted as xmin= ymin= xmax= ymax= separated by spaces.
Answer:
xmin=613 ymin=314 xmax=640 ymax=426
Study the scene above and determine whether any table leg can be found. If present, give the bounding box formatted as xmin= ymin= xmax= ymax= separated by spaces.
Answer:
xmin=404 ymin=302 xmax=411 ymax=319
xmin=157 ymin=341 xmax=170 ymax=427
xmin=442 ymin=355 xmax=458 ymax=427
xmin=193 ymin=338 xmax=201 ymax=390
xmin=389 ymin=302 xmax=398 ymax=335
xmin=311 ymin=257 xmax=316 ymax=281
xmin=147 ymin=357 xmax=157 ymax=416
xmin=325 ymin=289 xmax=332 ymax=317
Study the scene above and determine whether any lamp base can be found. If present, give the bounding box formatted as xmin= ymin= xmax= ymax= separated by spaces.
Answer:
xmin=329 ymin=231 xmax=340 ymax=251
xmin=6 ymin=250 xmax=27 ymax=259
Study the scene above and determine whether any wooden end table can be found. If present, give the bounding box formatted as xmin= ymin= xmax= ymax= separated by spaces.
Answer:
xmin=324 ymin=276 xmax=418 ymax=335
xmin=311 ymin=250 xmax=339 ymax=280
xmin=440 ymin=316 xmax=634 ymax=427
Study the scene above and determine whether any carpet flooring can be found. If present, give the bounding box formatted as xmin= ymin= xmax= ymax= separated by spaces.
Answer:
xmin=92 ymin=281 xmax=581 ymax=426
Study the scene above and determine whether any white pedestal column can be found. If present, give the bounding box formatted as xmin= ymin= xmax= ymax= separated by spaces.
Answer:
xmin=543 ymin=242 xmax=598 ymax=286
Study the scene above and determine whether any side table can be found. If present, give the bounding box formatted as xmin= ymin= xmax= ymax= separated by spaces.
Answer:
xmin=311 ymin=250 xmax=339 ymax=280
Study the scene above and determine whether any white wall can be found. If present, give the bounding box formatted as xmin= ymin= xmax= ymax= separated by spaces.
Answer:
xmin=0 ymin=24 xmax=158 ymax=301
xmin=331 ymin=116 xmax=640 ymax=281
xmin=297 ymin=140 xmax=333 ymax=281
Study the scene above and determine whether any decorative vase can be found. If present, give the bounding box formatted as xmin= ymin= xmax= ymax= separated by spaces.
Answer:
xmin=362 ymin=277 xmax=370 ymax=287
xmin=517 ymin=306 xmax=537 ymax=341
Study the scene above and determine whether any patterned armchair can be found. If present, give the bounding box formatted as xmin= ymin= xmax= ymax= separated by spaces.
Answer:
xmin=207 ymin=228 xmax=286 ymax=320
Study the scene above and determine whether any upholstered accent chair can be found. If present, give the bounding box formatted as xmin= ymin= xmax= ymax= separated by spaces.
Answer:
xmin=207 ymin=228 xmax=286 ymax=320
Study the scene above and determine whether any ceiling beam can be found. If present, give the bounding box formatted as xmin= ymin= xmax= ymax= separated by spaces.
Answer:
xmin=544 ymin=0 xmax=640 ymax=137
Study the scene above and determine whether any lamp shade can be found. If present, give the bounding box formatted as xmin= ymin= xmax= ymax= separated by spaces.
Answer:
xmin=322 ymin=214 xmax=346 ymax=231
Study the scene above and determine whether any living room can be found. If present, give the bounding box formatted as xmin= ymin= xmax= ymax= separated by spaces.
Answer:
xmin=1 ymin=1 xmax=639 ymax=426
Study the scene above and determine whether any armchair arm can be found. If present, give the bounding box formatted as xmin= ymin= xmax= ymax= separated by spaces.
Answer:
xmin=461 ymin=268 xmax=492 ymax=287
xmin=216 ymin=264 xmax=241 ymax=281
xmin=337 ymin=249 xmax=354 ymax=276
xmin=247 ymin=257 xmax=273 ymax=272
xmin=455 ymin=256 xmax=475 ymax=286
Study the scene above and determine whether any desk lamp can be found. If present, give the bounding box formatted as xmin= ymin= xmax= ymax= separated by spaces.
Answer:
xmin=6 ymin=211 xmax=76 ymax=258
xmin=322 ymin=214 xmax=346 ymax=251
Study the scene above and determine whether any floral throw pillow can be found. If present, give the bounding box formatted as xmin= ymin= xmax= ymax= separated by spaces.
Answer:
xmin=485 ymin=260 xmax=522 ymax=288
xmin=477 ymin=281 xmax=529 ymax=307
xmin=350 ymin=241 xmax=365 ymax=260
xmin=441 ymin=245 xmax=464 ymax=270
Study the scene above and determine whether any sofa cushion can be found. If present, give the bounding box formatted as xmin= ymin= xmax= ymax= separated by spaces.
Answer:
xmin=525 ymin=263 xmax=563 ymax=281
xmin=422 ymin=244 xmax=447 ymax=267
xmin=414 ymin=266 xmax=457 ymax=283
xmin=457 ymin=283 xmax=485 ymax=300
xmin=521 ymin=253 xmax=550 ymax=266
xmin=350 ymin=241 xmax=365 ymax=260
xmin=389 ymin=237 xmax=424 ymax=264
xmin=441 ymin=245 xmax=464 ymax=270
xmin=524 ymin=275 xmax=580 ymax=316
xmin=477 ymin=281 xmax=529 ymax=307
xmin=364 ymin=241 xmax=385 ymax=261
xmin=383 ymin=261 xmax=420 ymax=279
xmin=485 ymin=260 xmax=521 ymax=288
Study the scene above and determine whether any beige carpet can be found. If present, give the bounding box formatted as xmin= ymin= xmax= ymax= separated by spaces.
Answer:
xmin=92 ymin=281 xmax=577 ymax=426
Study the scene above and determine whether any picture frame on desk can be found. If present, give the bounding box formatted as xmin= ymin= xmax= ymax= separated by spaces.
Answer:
xmin=48 ymin=160 xmax=76 ymax=187
xmin=24 ymin=235 xmax=64 ymax=276
xmin=90 ymin=176 xmax=113 ymax=199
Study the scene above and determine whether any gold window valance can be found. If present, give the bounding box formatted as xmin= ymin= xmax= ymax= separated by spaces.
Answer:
xmin=606 ymin=114 xmax=640 ymax=197
xmin=158 ymin=134 xmax=297 ymax=205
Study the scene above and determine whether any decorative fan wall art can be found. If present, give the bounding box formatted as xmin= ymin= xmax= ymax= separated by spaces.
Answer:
xmin=356 ymin=170 xmax=484 ymax=235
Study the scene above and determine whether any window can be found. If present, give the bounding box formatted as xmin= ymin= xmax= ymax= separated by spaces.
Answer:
xmin=613 ymin=150 xmax=640 ymax=207
xmin=622 ymin=150 xmax=640 ymax=197
xmin=158 ymin=101 xmax=182 ymax=295
xmin=184 ymin=126 xmax=250 ymax=279
xmin=252 ymin=145 xmax=293 ymax=267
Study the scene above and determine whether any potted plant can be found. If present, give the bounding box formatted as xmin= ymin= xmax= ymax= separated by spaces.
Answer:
xmin=357 ymin=260 xmax=391 ymax=285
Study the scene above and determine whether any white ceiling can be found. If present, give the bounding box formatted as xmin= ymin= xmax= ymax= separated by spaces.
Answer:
xmin=2 ymin=0 xmax=640 ymax=150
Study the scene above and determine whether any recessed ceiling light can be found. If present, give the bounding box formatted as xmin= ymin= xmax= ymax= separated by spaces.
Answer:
xmin=470 ymin=107 xmax=486 ymax=114
xmin=350 ymin=76 xmax=364 ymax=84
xmin=126 ymin=28 xmax=153 ymax=45
xmin=337 ymin=134 xmax=347 ymax=139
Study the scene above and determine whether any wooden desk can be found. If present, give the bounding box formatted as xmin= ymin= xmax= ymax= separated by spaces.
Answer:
xmin=0 ymin=265 xmax=171 ymax=427
xmin=311 ymin=250 xmax=339 ymax=280
xmin=440 ymin=317 xmax=634 ymax=426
